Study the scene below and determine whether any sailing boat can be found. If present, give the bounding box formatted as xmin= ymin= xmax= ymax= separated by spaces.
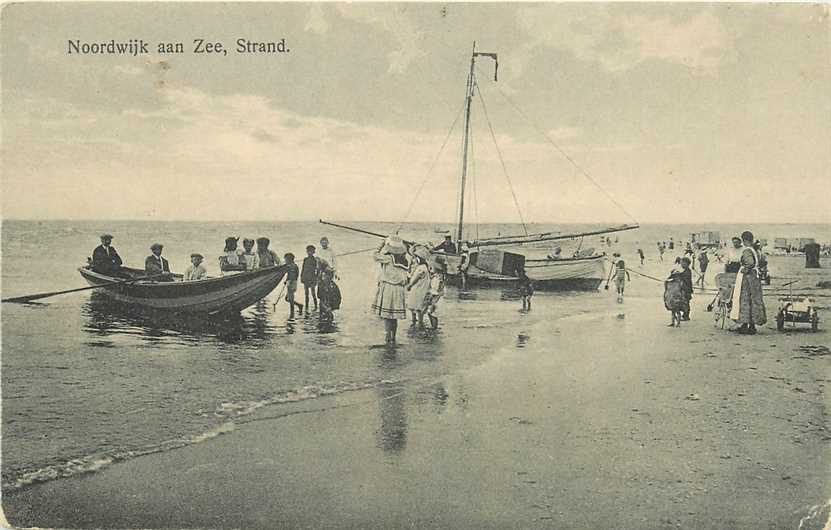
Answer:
xmin=321 ymin=43 xmax=638 ymax=291
xmin=432 ymin=43 xmax=638 ymax=291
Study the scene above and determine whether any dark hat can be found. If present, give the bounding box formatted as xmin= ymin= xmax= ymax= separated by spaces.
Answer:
xmin=444 ymin=234 xmax=452 ymax=239
xmin=242 ymin=238 xmax=255 ymax=247
xmin=150 ymin=243 xmax=163 ymax=251
xmin=256 ymin=237 xmax=270 ymax=245
xmin=190 ymin=253 xmax=204 ymax=259
xmin=225 ymin=236 xmax=239 ymax=244
xmin=100 ymin=233 xmax=113 ymax=240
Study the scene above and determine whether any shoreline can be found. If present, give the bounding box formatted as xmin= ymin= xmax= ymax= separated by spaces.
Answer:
xmin=3 ymin=292 xmax=829 ymax=529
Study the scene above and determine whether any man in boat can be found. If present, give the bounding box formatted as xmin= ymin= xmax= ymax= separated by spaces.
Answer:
xmin=432 ymin=235 xmax=457 ymax=254
xmin=183 ymin=253 xmax=207 ymax=281
xmin=144 ymin=243 xmax=173 ymax=281
xmin=219 ymin=237 xmax=246 ymax=274
xmin=91 ymin=234 xmax=124 ymax=276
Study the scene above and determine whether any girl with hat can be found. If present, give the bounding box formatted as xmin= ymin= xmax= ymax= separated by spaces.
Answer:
xmin=406 ymin=245 xmax=432 ymax=328
xmin=371 ymin=236 xmax=409 ymax=344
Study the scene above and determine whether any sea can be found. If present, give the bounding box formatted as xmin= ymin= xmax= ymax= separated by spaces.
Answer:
xmin=2 ymin=220 xmax=829 ymax=493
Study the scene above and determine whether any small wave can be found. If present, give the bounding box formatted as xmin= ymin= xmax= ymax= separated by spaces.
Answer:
xmin=3 ymin=379 xmax=400 ymax=493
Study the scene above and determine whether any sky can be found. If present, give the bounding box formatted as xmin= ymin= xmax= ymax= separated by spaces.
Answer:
xmin=1 ymin=2 xmax=829 ymax=224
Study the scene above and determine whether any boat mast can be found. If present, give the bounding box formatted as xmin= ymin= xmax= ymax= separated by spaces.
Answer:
xmin=456 ymin=42 xmax=477 ymax=248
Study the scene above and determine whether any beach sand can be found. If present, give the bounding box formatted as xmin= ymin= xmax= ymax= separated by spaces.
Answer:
xmin=4 ymin=283 xmax=829 ymax=529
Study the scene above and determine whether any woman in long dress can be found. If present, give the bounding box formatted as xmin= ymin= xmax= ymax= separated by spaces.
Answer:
xmin=730 ymin=230 xmax=767 ymax=334
xmin=406 ymin=246 xmax=432 ymax=328
xmin=371 ymin=236 xmax=409 ymax=344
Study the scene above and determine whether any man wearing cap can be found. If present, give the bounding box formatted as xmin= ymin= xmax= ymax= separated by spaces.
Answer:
xmin=183 ymin=253 xmax=207 ymax=281
xmin=432 ymin=235 xmax=457 ymax=254
xmin=91 ymin=234 xmax=124 ymax=276
xmin=144 ymin=243 xmax=172 ymax=281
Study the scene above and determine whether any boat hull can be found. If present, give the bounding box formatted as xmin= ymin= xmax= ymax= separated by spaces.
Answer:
xmin=78 ymin=266 xmax=286 ymax=314
xmin=438 ymin=253 xmax=606 ymax=291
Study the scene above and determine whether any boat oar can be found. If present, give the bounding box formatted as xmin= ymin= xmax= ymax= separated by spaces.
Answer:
xmin=320 ymin=220 xmax=416 ymax=246
xmin=2 ymin=273 xmax=167 ymax=304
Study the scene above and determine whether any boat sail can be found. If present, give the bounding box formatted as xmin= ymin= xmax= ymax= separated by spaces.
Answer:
xmin=432 ymin=42 xmax=638 ymax=291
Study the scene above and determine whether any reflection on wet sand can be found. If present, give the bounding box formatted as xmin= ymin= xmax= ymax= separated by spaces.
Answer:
xmin=377 ymin=383 xmax=407 ymax=454
xmin=82 ymin=291 xmax=277 ymax=345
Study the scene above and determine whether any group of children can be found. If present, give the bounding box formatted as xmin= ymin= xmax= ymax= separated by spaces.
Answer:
xmin=282 ymin=239 xmax=341 ymax=321
xmin=371 ymin=236 xmax=448 ymax=344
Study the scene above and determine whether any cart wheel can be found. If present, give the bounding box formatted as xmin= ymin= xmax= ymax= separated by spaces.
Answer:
xmin=719 ymin=304 xmax=728 ymax=330
xmin=776 ymin=310 xmax=785 ymax=331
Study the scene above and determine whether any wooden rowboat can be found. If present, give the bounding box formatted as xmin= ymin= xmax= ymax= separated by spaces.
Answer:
xmin=78 ymin=265 xmax=286 ymax=314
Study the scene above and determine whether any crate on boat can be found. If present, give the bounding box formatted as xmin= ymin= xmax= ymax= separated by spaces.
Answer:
xmin=470 ymin=249 xmax=526 ymax=276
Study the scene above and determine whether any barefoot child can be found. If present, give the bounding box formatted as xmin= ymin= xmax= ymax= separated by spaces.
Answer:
xmin=283 ymin=253 xmax=303 ymax=318
xmin=517 ymin=266 xmax=534 ymax=310
xmin=426 ymin=256 xmax=447 ymax=329
xmin=605 ymin=253 xmax=630 ymax=303
xmin=301 ymin=245 xmax=319 ymax=311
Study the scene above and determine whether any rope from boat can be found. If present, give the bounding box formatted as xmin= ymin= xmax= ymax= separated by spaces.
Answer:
xmin=476 ymin=68 xmax=640 ymax=227
xmin=396 ymin=101 xmax=467 ymax=233
xmin=475 ymin=85 xmax=529 ymax=236
xmin=604 ymin=258 xmax=718 ymax=293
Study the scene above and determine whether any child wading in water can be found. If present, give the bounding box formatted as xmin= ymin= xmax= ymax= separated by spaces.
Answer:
xmin=283 ymin=253 xmax=303 ymax=319
xmin=606 ymin=253 xmax=630 ymax=303
xmin=406 ymin=246 xmax=431 ymax=328
xmin=301 ymin=245 xmax=319 ymax=311
xmin=317 ymin=261 xmax=341 ymax=323
xmin=426 ymin=256 xmax=447 ymax=329
xmin=371 ymin=236 xmax=409 ymax=344
xmin=517 ymin=266 xmax=534 ymax=310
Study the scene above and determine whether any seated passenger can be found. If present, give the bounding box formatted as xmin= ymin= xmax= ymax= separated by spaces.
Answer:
xmin=432 ymin=235 xmax=457 ymax=254
xmin=219 ymin=237 xmax=246 ymax=274
xmin=91 ymin=234 xmax=123 ymax=276
xmin=144 ymin=243 xmax=173 ymax=281
xmin=183 ymin=253 xmax=207 ymax=281
xmin=547 ymin=246 xmax=563 ymax=260
xmin=256 ymin=237 xmax=281 ymax=268
xmin=240 ymin=238 xmax=259 ymax=270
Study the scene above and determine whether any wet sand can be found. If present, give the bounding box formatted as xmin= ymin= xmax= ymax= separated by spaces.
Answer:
xmin=4 ymin=283 xmax=829 ymax=529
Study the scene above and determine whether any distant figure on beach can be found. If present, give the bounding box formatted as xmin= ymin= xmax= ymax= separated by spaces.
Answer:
xmin=426 ymin=256 xmax=447 ymax=329
xmin=91 ymin=234 xmax=123 ymax=276
xmin=729 ymin=231 xmax=767 ymax=335
xmin=255 ymin=237 xmax=280 ymax=268
xmin=458 ymin=244 xmax=471 ymax=289
xmin=406 ymin=246 xmax=431 ymax=328
xmin=144 ymin=243 xmax=172 ymax=281
xmin=637 ymin=245 xmax=645 ymax=266
xmin=517 ymin=266 xmax=534 ymax=310
xmin=240 ymin=238 xmax=259 ymax=270
xmin=657 ymin=242 xmax=665 ymax=262
xmin=219 ymin=237 xmax=245 ymax=274
xmin=301 ymin=245 xmax=319 ymax=311
xmin=372 ymin=236 xmax=409 ymax=344
xmin=283 ymin=253 xmax=303 ymax=318
xmin=678 ymin=257 xmax=693 ymax=320
xmin=668 ymin=238 xmax=675 ymax=250
xmin=183 ymin=253 xmax=207 ymax=281
xmin=606 ymin=252 xmax=630 ymax=303
xmin=317 ymin=261 xmax=340 ymax=323
xmin=697 ymin=250 xmax=709 ymax=287
xmin=432 ymin=235 xmax=457 ymax=254
xmin=724 ymin=237 xmax=743 ymax=273
xmin=318 ymin=237 xmax=337 ymax=277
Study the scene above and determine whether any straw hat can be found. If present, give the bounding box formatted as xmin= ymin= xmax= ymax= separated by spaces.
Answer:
xmin=412 ymin=245 xmax=430 ymax=261
xmin=383 ymin=235 xmax=406 ymax=255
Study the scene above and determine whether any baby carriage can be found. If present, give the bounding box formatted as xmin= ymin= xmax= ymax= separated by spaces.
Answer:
xmin=708 ymin=272 xmax=737 ymax=329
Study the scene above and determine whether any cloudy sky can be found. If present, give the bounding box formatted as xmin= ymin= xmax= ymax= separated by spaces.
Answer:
xmin=2 ymin=3 xmax=829 ymax=224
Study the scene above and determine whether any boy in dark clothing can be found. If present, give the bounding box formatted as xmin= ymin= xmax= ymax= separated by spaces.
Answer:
xmin=697 ymin=251 xmax=709 ymax=287
xmin=301 ymin=245 xmax=319 ymax=311
xmin=517 ymin=267 xmax=534 ymax=310
xmin=283 ymin=253 xmax=303 ymax=318
xmin=317 ymin=263 xmax=341 ymax=323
